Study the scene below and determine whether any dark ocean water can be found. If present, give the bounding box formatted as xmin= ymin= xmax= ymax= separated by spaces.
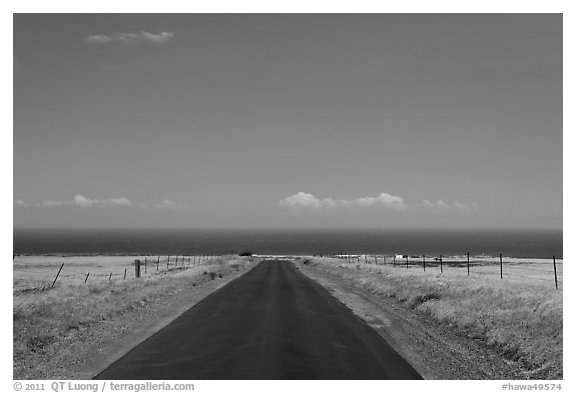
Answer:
xmin=13 ymin=228 xmax=563 ymax=259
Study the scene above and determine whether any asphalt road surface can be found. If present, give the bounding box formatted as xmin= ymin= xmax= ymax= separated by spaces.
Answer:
xmin=95 ymin=260 xmax=422 ymax=380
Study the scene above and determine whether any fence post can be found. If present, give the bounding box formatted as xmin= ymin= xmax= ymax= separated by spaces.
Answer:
xmin=500 ymin=253 xmax=503 ymax=279
xmin=109 ymin=272 xmax=112 ymax=282
xmin=553 ymin=255 xmax=558 ymax=289
xmin=51 ymin=263 xmax=64 ymax=288
xmin=423 ymin=255 xmax=426 ymax=272
xmin=84 ymin=272 xmax=90 ymax=284
xmin=467 ymin=252 xmax=470 ymax=276
xmin=124 ymin=268 xmax=127 ymax=280
xmin=405 ymin=255 xmax=409 ymax=269
xmin=135 ymin=260 xmax=141 ymax=278
xmin=157 ymin=256 xmax=159 ymax=271
xmin=393 ymin=255 xmax=396 ymax=267
xmin=440 ymin=255 xmax=443 ymax=274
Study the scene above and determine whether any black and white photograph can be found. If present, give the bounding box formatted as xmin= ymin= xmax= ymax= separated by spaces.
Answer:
xmin=8 ymin=5 xmax=568 ymax=389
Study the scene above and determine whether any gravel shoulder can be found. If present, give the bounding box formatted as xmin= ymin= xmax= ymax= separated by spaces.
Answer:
xmin=294 ymin=258 xmax=528 ymax=380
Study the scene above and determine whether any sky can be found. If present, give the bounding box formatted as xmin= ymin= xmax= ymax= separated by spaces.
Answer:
xmin=12 ymin=13 xmax=563 ymax=229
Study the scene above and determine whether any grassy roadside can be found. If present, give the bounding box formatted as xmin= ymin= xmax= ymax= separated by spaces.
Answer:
xmin=298 ymin=257 xmax=562 ymax=380
xmin=13 ymin=255 xmax=259 ymax=379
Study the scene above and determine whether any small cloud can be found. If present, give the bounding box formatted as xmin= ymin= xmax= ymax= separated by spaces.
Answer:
xmin=105 ymin=197 xmax=133 ymax=207
xmin=40 ymin=194 xmax=133 ymax=208
xmin=85 ymin=34 xmax=113 ymax=44
xmin=72 ymin=194 xmax=96 ymax=207
xmin=344 ymin=193 xmax=408 ymax=210
xmin=280 ymin=192 xmax=474 ymax=212
xmin=279 ymin=192 xmax=408 ymax=210
xmin=279 ymin=192 xmax=322 ymax=209
xmin=14 ymin=200 xmax=26 ymax=207
xmin=86 ymin=30 xmax=175 ymax=46
xmin=416 ymin=199 xmax=476 ymax=211
xmin=141 ymin=31 xmax=174 ymax=43
xmin=41 ymin=199 xmax=67 ymax=207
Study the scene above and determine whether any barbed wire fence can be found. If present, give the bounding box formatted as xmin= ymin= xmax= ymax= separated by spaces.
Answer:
xmin=328 ymin=253 xmax=563 ymax=289
xmin=13 ymin=254 xmax=222 ymax=292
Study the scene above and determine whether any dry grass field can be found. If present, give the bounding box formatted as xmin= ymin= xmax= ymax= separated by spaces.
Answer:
xmin=13 ymin=254 xmax=214 ymax=290
xmin=299 ymin=256 xmax=563 ymax=379
xmin=13 ymin=254 xmax=259 ymax=379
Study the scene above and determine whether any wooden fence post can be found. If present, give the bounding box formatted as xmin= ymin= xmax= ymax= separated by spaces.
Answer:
xmin=440 ymin=255 xmax=443 ymax=273
xmin=405 ymin=255 xmax=409 ymax=269
xmin=553 ymin=255 xmax=558 ymax=289
xmin=500 ymin=253 xmax=503 ymax=279
xmin=51 ymin=263 xmax=64 ymax=288
xmin=135 ymin=260 xmax=141 ymax=278
xmin=109 ymin=272 xmax=112 ymax=282
xmin=467 ymin=252 xmax=470 ymax=276
xmin=84 ymin=272 xmax=90 ymax=284
xmin=423 ymin=255 xmax=426 ymax=272
xmin=393 ymin=255 xmax=396 ymax=267
xmin=124 ymin=268 xmax=127 ymax=280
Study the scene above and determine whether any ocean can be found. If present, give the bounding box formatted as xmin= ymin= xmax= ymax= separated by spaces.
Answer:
xmin=12 ymin=228 xmax=563 ymax=259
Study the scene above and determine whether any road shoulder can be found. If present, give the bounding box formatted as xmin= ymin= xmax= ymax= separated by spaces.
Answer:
xmin=82 ymin=259 xmax=261 ymax=379
xmin=294 ymin=258 xmax=526 ymax=380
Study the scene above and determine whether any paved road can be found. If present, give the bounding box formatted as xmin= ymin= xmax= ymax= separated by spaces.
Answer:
xmin=95 ymin=260 xmax=422 ymax=380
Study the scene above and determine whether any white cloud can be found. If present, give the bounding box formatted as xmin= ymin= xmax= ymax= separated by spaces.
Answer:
xmin=86 ymin=31 xmax=175 ymax=46
xmin=279 ymin=192 xmax=475 ymax=212
xmin=279 ymin=192 xmax=408 ymax=210
xmin=416 ymin=199 xmax=475 ymax=211
xmin=14 ymin=200 xmax=26 ymax=207
xmin=141 ymin=31 xmax=174 ymax=43
xmin=279 ymin=192 xmax=322 ymax=209
xmin=40 ymin=194 xmax=133 ymax=208
xmin=41 ymin=200 xmax=67 ymax=207
xmin=30 ymin=195 xmax=191 ymax=210
xmin=341 ymin=193 xmax=408 ymax=210
xmin=85 ymin=34 xmax=112 ymax=44
xmin=72 ymin=194 xmax=96 ymax=207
